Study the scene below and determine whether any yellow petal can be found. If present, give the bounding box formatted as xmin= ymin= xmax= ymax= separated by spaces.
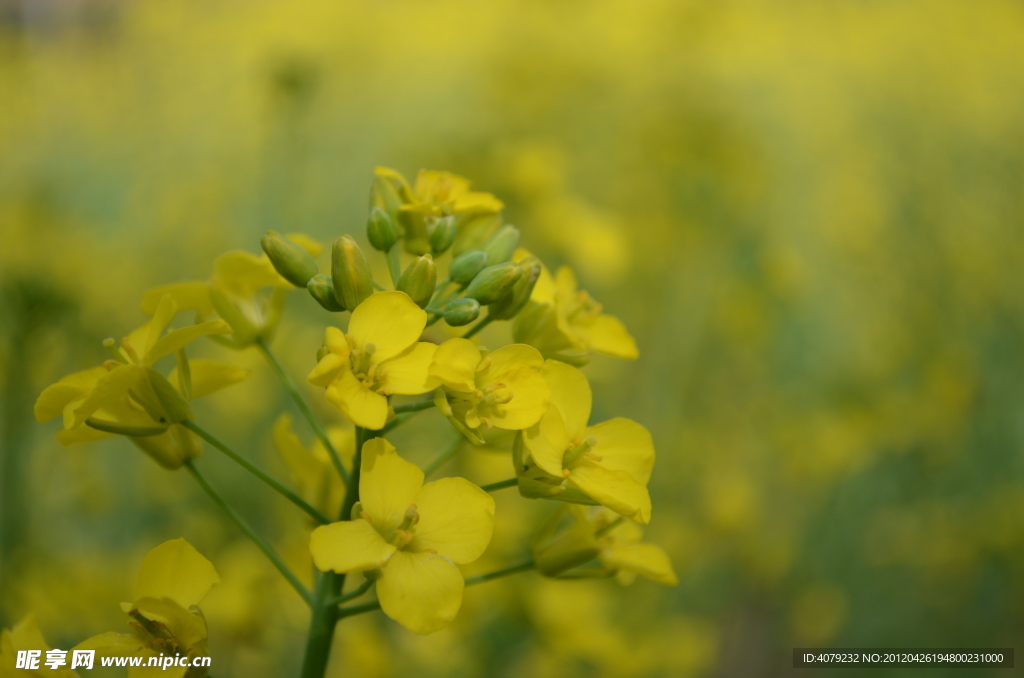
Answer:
xmin=324 ymin=326 xmax=350 ymax=355
xmin=359 ymin=438 xmax=424 ymax=534
xmin=134 ymin=538 xmax=220 ymax=609
xmin=145 ymin=320 xmax=232 ymax=365
xmin=479 ymin=344 xmax=544 ymax=382
xmin=133 ymin=597 xmax=208 ymax=650
xmin=380 ymin=343 xmax=438 ymax=395
xmin=214 ymin=250 xmax=284 ymax=296
xmin=376 ymin=550 xmax=464 ymax=634
xmin=284 ymin=232 xmax=323 ymax=257
xmin=574 ymin=313 xmax=639 ymax=360
xmin=56 ymin=424 xmax=115 ymax=446
xmin=541 ymin=360 xmax=591 ymax=438
xmin=486 ymin=366 xmax=550 ymax=430
xmin=126 ymin=294 xmax=178 ymax=360
xmin=554 ymin=266 xmax=580 ymax=300
xmin=429 ymin=338 xmax=480 ymax=392
xmin=409 ymin=478 xmax=495 ymax=564
xmin=309 ymin=519 xmax=396 ymax=573
xmin=600 ymin=543 xmax=678 ymax=586
xmin=141 ymin=282 xmax=213 ymax=317
xmin=168 ymin=360 xmax=248 ymax=399
xmin=523 ymin=405 xmax=571 ymax=477
xmin=325 ymin=369 xmax=389 ymax=430
xmin=34 ymin=366 xmax=107 ymax=423
xmin=347 ymin=291 xmax=426 ymax=362
xmin=568 ymin=461 xmax=652 ymax=524
xmin=307 ymin=353 xmax=347 ymax=388
xmin=585 ymin=418 xmax=655 ymax=485
xmin=4 ymin=615 xmax=50 ymax=652
xmin=73 ymin=631 xmax=146 ymax=657
xmin=69 ymin=364 xmax=146 ymax=428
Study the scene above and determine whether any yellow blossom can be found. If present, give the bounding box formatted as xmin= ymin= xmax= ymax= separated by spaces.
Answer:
xmin=0 ymin=616 xmax=79 ymax=677
xmin=512 ymin=251 xmax=638 ymax=363
xmin=74 ymin=539 xmax=220 ymax=678
xmin=309 ymin=438 xmax=495 ymax=634
xmin=428 ymin=338 xmax=550 ymax=443
xmin=307 ymin=291 xmax=437 ymax=430
xmin=33 ymin=296 xmax=244 ymax=469
xmin=515 ymin=360 xmax=654 ymax=523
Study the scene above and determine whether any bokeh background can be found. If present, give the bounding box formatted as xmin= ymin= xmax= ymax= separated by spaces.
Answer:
xmin=3 ymin=0 xmax=1024 ymax=676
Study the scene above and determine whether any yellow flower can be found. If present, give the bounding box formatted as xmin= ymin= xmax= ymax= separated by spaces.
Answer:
xmin=531 ymin=507 xmax=678 ymax=586
xmin=141 ymin=234 xmax=321 ymax=347
xmin=512 ymin=251 xmax=638 ymax=363
xmin=272 ymin=413 xmax=352 ymax=518
xmin=0 ymin=616 xmax=79 ymax=677
xmin=515 ymin=360 xmax=654 ymax=523
xmin=374 ymin=167 xmax=504 ymax=255
xmin=307 ymin=291 xmax=437 ymax=430
xmin=33 ymin=296 xmax=244 ymax=469
xmin=74 ymin=539 xmax=219 ymax=678
xmin=428 ymin=338 xmax=550 ymax=444
xmin=309 ymin=438 xmax=495 ymax=634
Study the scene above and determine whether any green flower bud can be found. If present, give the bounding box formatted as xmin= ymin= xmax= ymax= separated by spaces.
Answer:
xmin=307 ymin=274 xmax=346 ymax=312
xmin=397 ymin=254 xmax=437 ymax=308
xmin=370 ymin=173 xmax=403 ymax=218
xmin=488 ymin=257 xmax=541 ymax=320
xmin=442 ymin=298 xmax=480 ymax=326
xmin=428 ymin=215 xmax=458 ymax=255
xmin=367 ymin=207 xmax=401 ymax=252
xmin=261 ymin=230 xmax=319 ymax=287
xmin=449 ymin=250 xmax=489 ymax=285
xmin=464 ymin=262 xmax=522 ymax=305
xmin=209 ymin=287 xmax=258 ymax=345
xmin=482 ymin=224 xmax=521 ymax=266
xmin=129 ymin=367 xmax=193 ymax=425
xmin=331 ymin=235 xmax=374 ymax=310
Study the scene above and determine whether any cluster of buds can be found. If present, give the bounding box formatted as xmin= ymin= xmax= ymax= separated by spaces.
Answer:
xmin=260 ymin=168 xmax=544 ymax=332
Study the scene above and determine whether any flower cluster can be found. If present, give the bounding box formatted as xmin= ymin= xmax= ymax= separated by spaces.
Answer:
xmin=33 ymin=167 xmax=674 ymax=676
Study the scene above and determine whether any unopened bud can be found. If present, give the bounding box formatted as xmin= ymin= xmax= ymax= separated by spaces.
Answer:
xmin=449 ymin=250 xmax=489 ymax=285
xmin=209 ymin=287 xmax=258 ymax=345
xmin=443 ymin=298 xmax=481 ymax=326
xmin=464 ymin=262 xmax=522 ymax=305
xmin=307 ymin=274 xmax=346 ymax=312
xmin=370 ymin=172 xmax=403 ymax=218
xmin=331 ymin=235 xmax=374 ymax=310
xmin=261 ymin=231 xmax=319 ymax=287
xmin=488 ymin=257 xmax=541 ymax=320
xmin=367 ymin=207 xmax=401 ymax=252
xmin=428 ymin=215 xmax=458 ymax=255
xmin=397 ymin=254 xmax=437 ymax=308
xmin=482 ymin=225 xmax=520 ymax=266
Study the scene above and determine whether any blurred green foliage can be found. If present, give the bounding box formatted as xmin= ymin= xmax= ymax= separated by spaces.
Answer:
xmin=2 ymin=0 xmax=1024 ymax=676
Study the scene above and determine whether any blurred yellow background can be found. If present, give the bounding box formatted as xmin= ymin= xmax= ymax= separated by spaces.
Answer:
xmin=2 ymin=0 xmax=1024 ymax=676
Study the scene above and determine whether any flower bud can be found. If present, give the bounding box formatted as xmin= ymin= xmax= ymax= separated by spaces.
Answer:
xmin=428 ymin=215 xmax=458 ymax=255
xmin=397 ymin=254 xmax=437 ymax=309
xmin=367 ymin=207 xmax=401 ymax=252
xmin=482 ymin=224 xmax=521 ymax=266
xmin=146 ymin=368 xmax=194 ymax=424
xmin=449 ymin=250 xmax=489 ymax=285
xmin=442 ymin=298 xmax=480 ymax=326
xmin=261 ymin=230 xmax=319 ymax=287
xmin=464 ymin=262 xmax=522 ymax=305
xmin=488 ymin=256 xmax=541 ymax=320
xmin=209 ymin=287 xmax=258 ymax=346
xmin=370 ymin=172 xmax=403 ymax=218
xmin=307 ymin=274 xmax=346 ymax=312
xmin=331 ymin=235 xmax=374 ymax=310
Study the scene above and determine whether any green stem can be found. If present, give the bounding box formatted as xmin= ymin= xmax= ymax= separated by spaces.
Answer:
xmin=595 ymin=516 xmax=624 ymax=538
xmin=379 ymin=412 xmax=416 ymax=436
xmin=393 ymin=398 xmax=435 ymax=415
xmin=328 ymin=578 xmax=374 ymax=606
xmin=183 ymin=420 xmax=329 ymax=525
xmin=185 ymin=461 xmax=312 ymax=605
xmin=423 ymin=438 xmax=463 ymax=477
xmin=256 ymin=338 xmax=350 ymax=485
xmin=299 ymin=427 xmax=367 ymax=678
xmin=462 ymin=314 xmax=493 ymax=339
xmin=386 ymin=245 xmax=402 ymax=288
xmin=480 ymin=477 xmax=518 ymax=493
xmin=336 ymin=560 xmax=535 ymax=620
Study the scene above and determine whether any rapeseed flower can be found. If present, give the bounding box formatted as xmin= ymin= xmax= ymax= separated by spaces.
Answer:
xmin=310 ymin=438 xmax=495 ymax=634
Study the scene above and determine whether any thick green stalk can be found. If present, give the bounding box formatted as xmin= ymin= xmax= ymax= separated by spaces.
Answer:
xmin=256 ymin=337 xmax=350 ymax=484
xmin=185 ymin=461 xmax=311 ymax=605
xmin=299 ymin=427 xmax=367 ymax=678
xmin=183 ymin=420 xmax=329 ymax=524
